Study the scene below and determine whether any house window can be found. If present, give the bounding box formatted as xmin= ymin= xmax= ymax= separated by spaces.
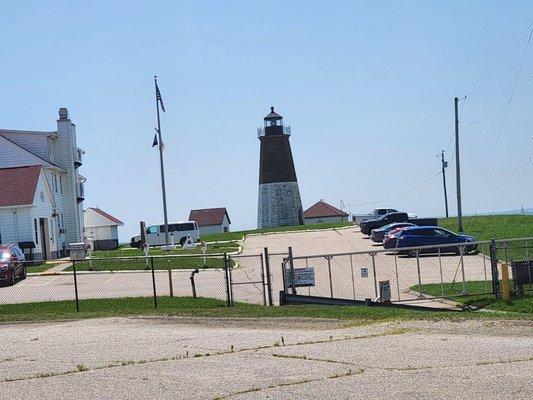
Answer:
xmin=50 ymin=220 xmax=54 ymax=243
xmin=59 ymin=175 xmax=63 ymax=194
xmin=34 ymin=219 xmax=39 ymax=245
xmin=53 ymin=174 xmax=58 ymax=192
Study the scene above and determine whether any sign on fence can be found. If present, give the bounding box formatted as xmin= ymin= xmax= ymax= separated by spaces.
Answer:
xmin=69 ymin=243 xmax=86 ymax=261
xmin=361 ymin=267 xmax=368 ymax=278
xmin=285 ymin=267 xmax=315 ymax=287
xmin=379 ymin=280 xmax=391 ymax=302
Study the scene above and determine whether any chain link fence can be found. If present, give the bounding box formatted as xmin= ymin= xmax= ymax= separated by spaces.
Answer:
xmin=0 ymin=253 xmax=268 ymax=312
xmin=284 ymin=238 xmax=532 ymax=304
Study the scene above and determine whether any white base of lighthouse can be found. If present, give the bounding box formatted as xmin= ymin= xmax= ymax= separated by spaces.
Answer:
xmin=257 ymin=182 xmax=303 ymax=228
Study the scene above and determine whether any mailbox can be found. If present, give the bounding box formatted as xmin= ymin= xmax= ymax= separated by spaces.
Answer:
xmin=69 ymin=242 xmax=86 ymax=261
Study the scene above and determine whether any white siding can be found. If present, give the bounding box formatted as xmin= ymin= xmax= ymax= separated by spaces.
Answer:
xmin=0 ymin=131 xmax=50 ymax=161
xmin=198 ymin=215 xmax=231 ymax=236
xmin=0 ymin=208 xmax=32 ymax=245
xmin=30 ymin=171 xmax=58 ymax=256
xmin=0 ymin=135 xmax=53 ymax=169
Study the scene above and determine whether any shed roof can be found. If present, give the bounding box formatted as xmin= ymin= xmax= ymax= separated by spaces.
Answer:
xmin=0 ymin=165 xmax=42 ymax=207
xmin=189 ymin=208 xmax=230 ymax=226
xmin=86 ymin=207 xmax=124 ymax=226
xmin=303 ymin=200 xmax=348 ymax=219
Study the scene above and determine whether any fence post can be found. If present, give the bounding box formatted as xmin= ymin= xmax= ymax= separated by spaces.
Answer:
xmin=501 ymin=263 xmax=510 ymax=302
xmin=371 ymin=253 xmax=378 ymax=299
xmin=168 ymin=266 xmax=174 ymax=298
xmin=190 ymin=269 xmax=198 ymax=298
xmin=260 ymin=254 xmax=267 ymax=306
xmin=438 ymin=247 xmax=444 ymax=297
xmin=415 ymin=250 xmax=424 ymax=299
xmin=150 ymin=257 xmax=158 ymax=308
xmin=223 ymin=253 xmax=231 ymax=307
xmin=490 ymin=239 xmax=501 ymax=299
xmin=288 ymin=247 xmax=296 ymax=295
xmin=394 ymin=250 xmax=400 ymax=301
xmin=72 ymin=259 xmax=80 ymax=313
xmin=349 ymin=254 xmax=356 ymax=300
xmin=326 ymin=256 xmax=334 ymax=298
xmin=263 ymin=247 xmax=273 ymax=306
xmin=228 ymin=257 xmax=234 ymax=307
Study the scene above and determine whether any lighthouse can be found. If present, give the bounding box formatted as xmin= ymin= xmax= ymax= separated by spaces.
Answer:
xmin=257 ymin=107 xmax=304 ymax=228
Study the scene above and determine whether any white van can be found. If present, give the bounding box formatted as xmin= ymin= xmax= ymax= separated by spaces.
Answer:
xmin=130 ymin=221 xmax=200 ymax=248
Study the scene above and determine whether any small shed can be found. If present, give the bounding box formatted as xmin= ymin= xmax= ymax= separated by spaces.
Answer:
xmin=189 ymin=208 xmax=231 ymax=236
xmin=83 ymin=207 xmax=124 ymax=250
xmin=303 ymin=200 xmax=348 ymax=225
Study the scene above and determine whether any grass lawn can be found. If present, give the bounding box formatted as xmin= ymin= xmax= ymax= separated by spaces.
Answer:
xmin=202 ymin=222 xmax=352 ymax=242
xmin=25 ymin=262 xmax=59 ymax=274
xmin=1 ymin=296 xmax=531 ymax=323
xmin=64 ymin=255 xmax=234 ymax=272
xmin=414 ymin=280 xmax=533 ymax=314
xmin=438 ymin=215 xmax=533 ymax=240
xmin=92 ymin=241 xmax=240 ymax=258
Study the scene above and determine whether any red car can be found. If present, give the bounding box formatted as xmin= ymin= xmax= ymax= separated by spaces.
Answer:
xmin=383 ymin=227 xmax=405 ymax=249
xmin=0 ymin=244 xmax=27 ymax=286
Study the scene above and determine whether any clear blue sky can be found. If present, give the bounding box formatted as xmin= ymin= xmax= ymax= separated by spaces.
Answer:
xmin=1 ymin=1 xmax=532 ymax=240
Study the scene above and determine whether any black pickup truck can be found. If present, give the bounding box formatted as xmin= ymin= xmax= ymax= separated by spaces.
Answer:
xmin=360 ymin=212 xmax=437 ymax=235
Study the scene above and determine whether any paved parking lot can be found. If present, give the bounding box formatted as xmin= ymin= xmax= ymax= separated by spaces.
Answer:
xmin=0 ymin=227 xmax=492 ymax=309
xmin=0 ymin=317 xmax=531 ymax=399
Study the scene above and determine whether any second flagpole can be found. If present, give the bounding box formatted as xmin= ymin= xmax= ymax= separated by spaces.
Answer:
xmin=154 ymin=75 xmax=170 ymax=248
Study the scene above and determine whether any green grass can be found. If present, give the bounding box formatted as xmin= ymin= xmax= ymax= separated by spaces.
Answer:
xmin=0 ymin=296 xmax=531 ymax=323
xmin=202 ymin=222 xmax=352 ymax=242
xmin=438 ymin=215 xmax=533 ymax=241
xmin=92 ymin=241 xmax=240 ymax=258
xmin=65 ymin=255 xmax=234 ymax=272
xmin=414 ymin=280 xmax=533 ymax=314
xmin=25 ymin=262 xmax=58 ymax=274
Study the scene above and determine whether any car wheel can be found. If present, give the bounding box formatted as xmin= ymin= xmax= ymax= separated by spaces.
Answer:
xmin=20 ymin=266 xmax=27 ymax=280
xmin=8 ymin=271 xmax=15 ymax=286
xmin=179 ymin=237 xmax=187 ymax=246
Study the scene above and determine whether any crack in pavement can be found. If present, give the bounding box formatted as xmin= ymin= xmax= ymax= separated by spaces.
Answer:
xmin=0 ymin=328 xmax=407 ymax=383
xmin=212 ymin=369 xmax=363 ymax=400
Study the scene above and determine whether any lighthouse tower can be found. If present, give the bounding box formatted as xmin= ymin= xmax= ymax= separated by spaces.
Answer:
xmin=257 ymin=107 xmax=303 ymax=228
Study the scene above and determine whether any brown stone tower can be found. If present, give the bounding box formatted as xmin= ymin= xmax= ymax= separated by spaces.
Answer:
xmin=257 ymin=107 xmax=303 ymax=228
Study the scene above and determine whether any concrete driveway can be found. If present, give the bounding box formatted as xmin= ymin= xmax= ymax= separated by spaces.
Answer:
xmin=0 ymin=317 xmax=531 ymax=399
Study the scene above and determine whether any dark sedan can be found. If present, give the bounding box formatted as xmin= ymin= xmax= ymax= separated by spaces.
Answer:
xmin=0 ymin=244 xmax=26 ymax=286
xmin=370 ymin=222 xmax=415 ymax=243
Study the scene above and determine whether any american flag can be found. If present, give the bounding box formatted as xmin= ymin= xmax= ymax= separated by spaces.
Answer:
xmin=156 ymin=82 xmax=166 ymax=113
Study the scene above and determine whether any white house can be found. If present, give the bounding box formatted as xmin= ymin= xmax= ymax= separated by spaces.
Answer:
xmin=188 ymin=208 xmax=231 ymax=236
xmin=84 ymin=207 xmax=123 ymax=250
xmin=303 ymin=200 xmax=348 ymax=225
xmin=0 ymin=108 xmax=86 ymax=259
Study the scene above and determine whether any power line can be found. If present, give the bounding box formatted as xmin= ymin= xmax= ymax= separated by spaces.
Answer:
xmin=465 ymin=22 xmax=533 ymax=97
xmin=490 ymin=135 xmax=533 ymax=215
xmin=468 ymin=28 xmax=533 ymax=233
xmin=347 ymin=170 xmax=442 ymax=207
xmin=463 ymin=72 xmax=533 ymax=125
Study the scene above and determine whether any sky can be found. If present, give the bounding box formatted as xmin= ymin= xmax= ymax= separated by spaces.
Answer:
xmin=1 ymin=1 xmax=532 ymax=240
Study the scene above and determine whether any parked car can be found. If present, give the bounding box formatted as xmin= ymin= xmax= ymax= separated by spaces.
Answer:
xmin=370 ymin=222 xmax=415 ymax=243
xmin=0 ymin=244 xmax=26 ymax=286
xmin=360 ymin=212 xmax=411 ymax=235
xmin=130 ymin=221 xmax=200 ymax=248
xmin=395 ymin=227 xmax=477 ymax=256
xmin=383 ymin=227 xmax=407 ymax=249
xmin=352 ymin=208 xmax=419 ymax=225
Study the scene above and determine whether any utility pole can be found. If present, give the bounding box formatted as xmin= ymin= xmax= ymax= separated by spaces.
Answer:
xmin=454 ymin=97 xmax=463 ymax=232
xmin=441 ymin=150 xmax=449 ymax=218
xmin=154 ymin=76 xmax=170 ymax=248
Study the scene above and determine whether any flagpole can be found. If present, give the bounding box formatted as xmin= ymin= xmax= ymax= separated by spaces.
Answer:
xmin=154 ymin=75 xmax=170 ymax=248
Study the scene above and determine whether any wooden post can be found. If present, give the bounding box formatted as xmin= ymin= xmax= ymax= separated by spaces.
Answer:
xmin=168 ymin=267 xmax=174 ymax=298
xmin=501 ymin=263 xmax=510 ymax=302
